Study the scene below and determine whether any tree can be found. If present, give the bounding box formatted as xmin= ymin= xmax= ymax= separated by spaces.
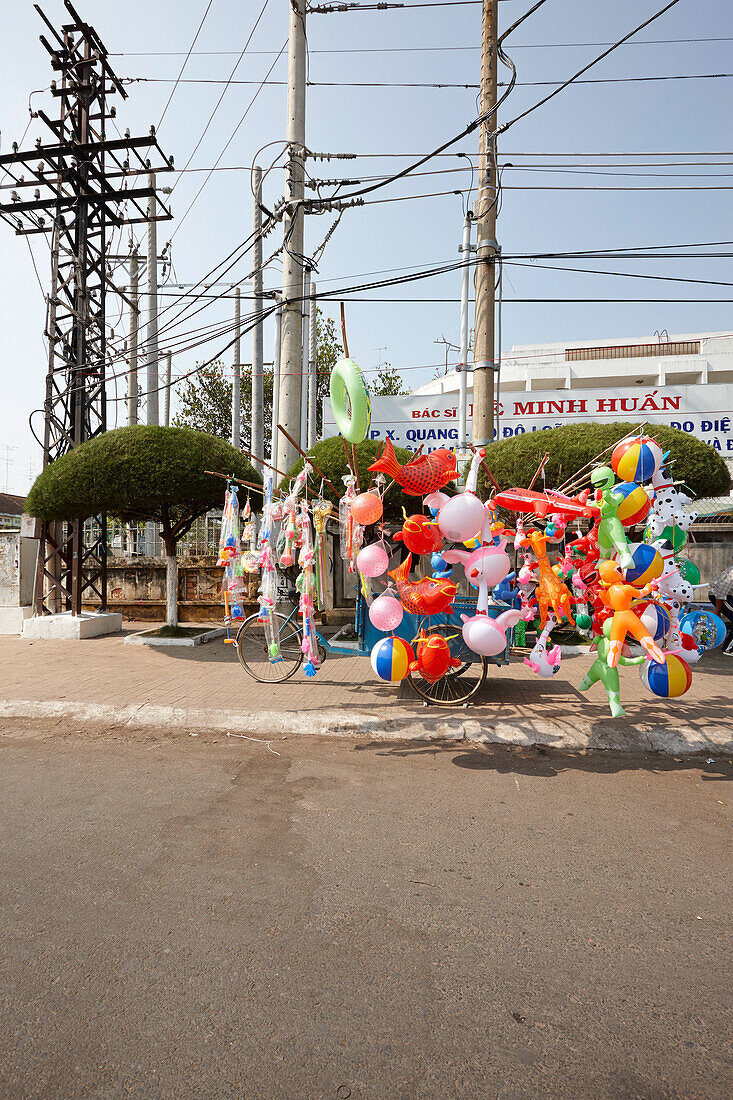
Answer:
xmin=174 ymin=309 xmax=342 ymax=446
xmin=280 ymin=436 xmax=417 ymax=522
xmin=477 ymin=422 xmax=731 ymax=499
xmin=25 ymin=426 xmax=261 ymax=629
xmin=371 ymin=361 xmax=408 ymax=396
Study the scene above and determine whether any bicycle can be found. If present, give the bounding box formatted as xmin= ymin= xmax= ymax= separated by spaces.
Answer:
xmin=235 ymin=591 xmax=506 ymax=707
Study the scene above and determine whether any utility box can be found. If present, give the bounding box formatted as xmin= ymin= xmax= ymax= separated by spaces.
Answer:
xmin=0 ymin=527 xmax=39 ymax=633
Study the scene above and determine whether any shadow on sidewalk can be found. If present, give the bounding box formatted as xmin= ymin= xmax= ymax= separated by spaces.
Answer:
xmin=354 ymin=741 xmax=733 ymax=779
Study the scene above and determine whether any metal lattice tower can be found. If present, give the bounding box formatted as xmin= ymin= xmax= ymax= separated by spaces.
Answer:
xmin=0 ymin=2 xmax=172 ymax=615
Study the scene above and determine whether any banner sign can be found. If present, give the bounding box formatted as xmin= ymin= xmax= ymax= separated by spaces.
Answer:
xmin=324 ymin=382 xmax=733 ymax=458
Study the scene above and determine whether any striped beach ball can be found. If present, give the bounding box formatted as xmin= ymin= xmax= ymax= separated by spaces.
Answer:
xmin=641 ymin=653 xmax=692 ymax=699
xmin=370 ymin=635 xmax=415 ymax=682
xmin=613 ymin=481 xmax=651 ymax=526
xmin=638 ymin=600 xmax=671 ymax=642
xmin=621 ymin=542 xmax=664 ymax=586
xmin=612 ymin=436 xmax=664 ymax=483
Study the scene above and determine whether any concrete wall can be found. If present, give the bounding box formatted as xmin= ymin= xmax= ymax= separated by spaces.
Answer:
xmin=84 ymin=557 xmax=260 ymax=623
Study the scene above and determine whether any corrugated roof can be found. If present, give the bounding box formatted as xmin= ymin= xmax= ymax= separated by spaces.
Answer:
xmin=0 ymin=492 xmax=25 ymax=517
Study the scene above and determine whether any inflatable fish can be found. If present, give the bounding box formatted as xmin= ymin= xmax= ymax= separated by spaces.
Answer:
xmin=368 ymin=439 xmax=458 ymax=496
xmin=394 ymin=514 xmax=443 ymax=556
xmin=410 ymin=631 xmax=462 ymax=684
xmin=389 ymin=553 xmax=456 ymax=616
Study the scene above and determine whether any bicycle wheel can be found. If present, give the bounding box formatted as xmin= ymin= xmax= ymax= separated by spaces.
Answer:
xmin=236 ymin=612 xmax=303 ymax=683
xmin=407 ymin=621 xmax=488 ymax=706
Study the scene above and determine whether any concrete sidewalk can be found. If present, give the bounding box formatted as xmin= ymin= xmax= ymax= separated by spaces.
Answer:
xmin=0 ymin=624 xmax=731 ymax=755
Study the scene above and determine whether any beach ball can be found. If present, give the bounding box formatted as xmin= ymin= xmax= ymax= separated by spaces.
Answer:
xmin=370 ymin=635 xmax=415 ymax=682
xmin=612 ymin=436 xmax=664 ymax=483
xmin=679 ymin=609 xmax=726 ymax=652
xmin=638 ymin=600 xmax=671 ymax=643
xmin=645 ymin=523 xmax=688 ymax=553
xmin=675 ymin=558 xmax=701 ymax=586
xmin=351 ymin=491 xmax=383 ymax=526
xmin=621 ymin=542 xmax=663 ymax=586
xmin=613 ymin=481 xmax=651 ymax=526
xmin=357 ymin=542 xmax=389 ymax=578
xmin=641 ymin=653 xmax=692 ymax=699
xmin=369 ymin=592 xmax=404 ymax=633
xmin=436 ymin=493 xmax=485 ymax=543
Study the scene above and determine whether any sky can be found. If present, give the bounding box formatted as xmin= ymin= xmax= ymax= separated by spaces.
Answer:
xmin=0 ymin=0 xmax=731 ymax=494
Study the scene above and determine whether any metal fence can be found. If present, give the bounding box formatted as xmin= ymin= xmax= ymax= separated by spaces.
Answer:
xmin=94 ymin=511 xmax=225 ymax=559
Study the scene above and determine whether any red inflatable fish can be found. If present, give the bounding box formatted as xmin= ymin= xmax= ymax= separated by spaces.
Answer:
xmin=410 ymin=631 xmax=462 ymax=684
xmin=389 ymin=553 xmax=457 ymax=616
xmin=394 ymin=514 xmax=443 ymax=556
xmin=368 ymin=439 xmax=458 ymax=496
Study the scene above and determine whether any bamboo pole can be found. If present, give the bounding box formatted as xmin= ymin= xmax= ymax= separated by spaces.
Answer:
xmin=277 ymin=422 xmax=341 ymax=497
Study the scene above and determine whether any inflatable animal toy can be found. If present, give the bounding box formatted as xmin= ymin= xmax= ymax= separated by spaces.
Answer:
xmin=410 ymin=631 xmax=463 ymax=683
xmin=368 ymin=439 xmax=457 ymax=496
xmin=520 ymin=530 xmax=575 ymax=628
xmin=394 ymin=514 xmax=443 ymax=556
xmin=524 ymin=613 xmax=562 ymax=677
xmin=389 ymin=553 xmax=457 ymax=616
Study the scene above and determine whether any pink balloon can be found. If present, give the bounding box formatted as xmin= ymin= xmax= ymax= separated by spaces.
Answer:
xmin=369 ymin=592 xmax=404 ymax=632
xmin=357 ymin=543 xmax=389 ymax=578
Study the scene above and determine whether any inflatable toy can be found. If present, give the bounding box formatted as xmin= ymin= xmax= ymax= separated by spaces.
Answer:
xmin=597 ymin=560 xmax=665 ymax=668
xmin=591 ymin=466 xmax=635 ymax=569
xmin=371 ymin=635 xmax=415 ymax=682
xmin=369 ymin=590 xmax=404 ymax=632
xmin=368 ymin=438 xmax=457 ymax=496
xmin=519 ymin=530 xmax=575 ymax=628
xmin=330 ymin=357 xmax=371 ymax=443
xmin=356 ymin=542 xmax=389 ymax=578
xmin=645 ymin=523 xmax=688 ymax=553
xmin=460 ymin=607 xmax=522 ymax=657
xmin=674 ymin=558 xmax=701 ymax=586
xmin=410 ymin=631 xmax=462 ymax=683
xmin=428 ymin=449 xmax=487 ymax=542
xmin=647 ymin=466 xmax=698 ymax=541
xmin=613 ymin=481 xmax=651 ymax=527
xmin=394 ymin=514 xmax=443 ymax=556
xmin=524 ymin=613 xmax=561 ymax=678
xmin=351 ymin=491 xmax=383 ymax=526
xmin=296 ymin=500 xmax=320 ymax=676
xmin=638 ymin=600 xmax=671 ymax=642
xmin=611 ymin=436 xmax=664 ymax=483
xmin=621 ymin=541 xmax=663 ymax=586
xmin=679 ymin=609 xmax=726 ymax=652
xmin=493 ymin=486 xmax=596 ymax=521
xmin=389 ymin=553 xmax=457 ymax=616
xmin=578 ymin=618 xmax=645 ymax=718
xmin=641 ymin=653 xmax=692 ymax=699
xmin=430 ymin=551 xmax=453 ymax=579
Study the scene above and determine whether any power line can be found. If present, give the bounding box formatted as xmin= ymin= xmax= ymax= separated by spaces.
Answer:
xmin=157 ymin=0 xmax=215 ymax=130
xmin=107 ymin=37 xmax=733 ymax=56
xmin=169 ymin=0 xmax=272 ymax=194
xmin=132 ymin=71 xmax=733 ymax=90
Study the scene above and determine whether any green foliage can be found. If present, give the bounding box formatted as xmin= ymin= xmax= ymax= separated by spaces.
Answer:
xmin=174 ymin=309 xmax=342 ymax=444
xmin=477 ymin=422 xmax=731 ymax=499
xmin=26 ymin=426 xmax=261 ymax=541
xmin=279 ymin=436 xmax=417 ymax=521
xmin=371 ymin=361 xmax=408 ymax=396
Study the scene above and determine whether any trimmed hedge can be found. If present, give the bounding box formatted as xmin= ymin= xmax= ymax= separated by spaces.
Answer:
xmin=280 ymin=436 xmax=418 ymax=520
xmin=25 ymin=426 xmax=261 ymax=524
xmin=478 ymin=422 xmax=730 ymax=499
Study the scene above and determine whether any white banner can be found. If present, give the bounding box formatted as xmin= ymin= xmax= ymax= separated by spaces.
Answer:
xmin=324 ymin=382 xmax=733 ymax=459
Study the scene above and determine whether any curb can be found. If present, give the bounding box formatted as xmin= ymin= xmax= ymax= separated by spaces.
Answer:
xmin=0 ymin=698 xmax=730 ymax=757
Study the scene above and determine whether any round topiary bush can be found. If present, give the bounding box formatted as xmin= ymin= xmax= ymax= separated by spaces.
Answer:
xmin=280 ymin=436 xmax=419 ymax=521
xmin=478 ymin=422 xmax=730 ymax=499
xmin=26 ymin=425 xmax=260 ymax=523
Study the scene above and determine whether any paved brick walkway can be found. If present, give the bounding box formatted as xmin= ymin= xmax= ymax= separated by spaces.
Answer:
xmin=0 ymin=622 xmax=731 ymax=754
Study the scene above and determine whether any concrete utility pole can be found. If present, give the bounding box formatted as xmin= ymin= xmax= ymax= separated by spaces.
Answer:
xmin=300 ymin=267 xmax=311 ymax=446
xmin=270 ymin=293 xmax=282 ymax=468
xmin=472 ymin=0 xmax=498 ymax=448
xmin=145 ymin=171 xmax=159 ymax=426
xmin=163 ymin=352 xmax=172 ymax=427
xmin=307 ymin=279 xmax=318 ymax=449
xmin=458 ymin=211 xmax=474 ymax=466
xmin=232 ymin=286 xmax=241 ymax=448
xmin=127 ymin=249 xmax=139 ymax=426
xmin=251 ymin=166 xmax=264 ymax=466
xmin=277 ymin=0 xmax=307 ymax=472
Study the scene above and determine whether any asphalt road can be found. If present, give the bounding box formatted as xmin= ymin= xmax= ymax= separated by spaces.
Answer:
xmin=0 ymin=722 xmax=731 ymax=1099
